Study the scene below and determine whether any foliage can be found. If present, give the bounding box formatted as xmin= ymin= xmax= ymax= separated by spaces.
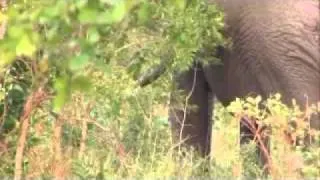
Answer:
xmin=0 ymin=0 xmax=224 ymax=114
xmin=0 ymin=0 xmax=224 ymax=177
xmin=0 ymin=0 xmax=319 ymax=179
xmin=223 ymin=94 xmax=320 ymax=178
xmin=0 ymin=0 xmax=224 ymax=173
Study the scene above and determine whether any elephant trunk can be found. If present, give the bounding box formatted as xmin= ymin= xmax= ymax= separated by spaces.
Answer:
xmin=136 ymin=59 xmax=168 ymax=87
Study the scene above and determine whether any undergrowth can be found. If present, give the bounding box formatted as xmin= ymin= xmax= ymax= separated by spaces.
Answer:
xmin=1 ymin=78 xmax=319 ymax=179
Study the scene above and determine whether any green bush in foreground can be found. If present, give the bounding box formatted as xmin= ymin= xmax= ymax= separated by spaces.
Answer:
xmin=0 ymin=0 xmax=319 ymax=179
xmin=2 ymin=86 xmax=318 ymax=179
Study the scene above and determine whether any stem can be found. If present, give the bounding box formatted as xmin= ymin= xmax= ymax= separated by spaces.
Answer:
xmin=14 ymin=87 xmax=46 ymax=180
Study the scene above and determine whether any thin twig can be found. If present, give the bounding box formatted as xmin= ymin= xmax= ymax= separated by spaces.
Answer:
xmin=178 ymin=65 xmax=198 ymax=153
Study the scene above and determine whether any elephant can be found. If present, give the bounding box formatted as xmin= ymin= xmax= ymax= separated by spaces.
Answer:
xmin=138 ymin=0 xmax=320 ymax=167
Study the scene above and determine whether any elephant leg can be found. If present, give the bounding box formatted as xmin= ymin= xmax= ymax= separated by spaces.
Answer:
xmin=169 ymin=63 xmax=213 ymax=157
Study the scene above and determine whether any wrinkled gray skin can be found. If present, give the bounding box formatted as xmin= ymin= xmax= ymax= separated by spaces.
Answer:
xmin=168 ymin=0 xmax=320 ymax=160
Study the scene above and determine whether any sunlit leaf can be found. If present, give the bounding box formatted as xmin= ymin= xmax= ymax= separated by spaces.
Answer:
xmin=0 ymin=51 xmax=15 ymax=68
xmin=75 ymin=0 xmax=88 ymax=8
xmin=100 ymin=0 xmax=117 ymax=5
xmin=15 ymin=35 xmax=36 ymax=57
xmin=53 ymin=76 xmax=70 ymax=112
xmin=78 ymin=7 xmax=99 ymax=24
xmin=69 ymin=54 xmax=90 ymax=71
xmin=169 ymin=0 xmax=186 ymax=9
xmin=38 ymin=58 xmax=49 ymax=73
xmin=0 ymin=11 xmax=7 ymax=22
xmin=87 ymin=27 xmax=100 ymax=43
xmin=111 ymin=0 xmax=126 ymax=23
xmin=96 ymin=11 xmax=113 ymax=24
xmin=8 ymin=26 xmax=25 ymax=39
xmin=0 ymin=91 xmax=4 ymax=101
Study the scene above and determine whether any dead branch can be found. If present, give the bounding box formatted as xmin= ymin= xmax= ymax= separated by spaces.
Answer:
xmin=241 ymin=116 xmax=275 ymax=176
xmin=14 ymin=87 xmax=47 ymax=180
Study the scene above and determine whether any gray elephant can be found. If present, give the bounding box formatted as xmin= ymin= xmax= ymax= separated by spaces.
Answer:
xmin=139 ymin=0 xmax=320 ymax=164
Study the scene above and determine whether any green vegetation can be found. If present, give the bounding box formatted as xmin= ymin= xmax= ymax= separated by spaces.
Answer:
xmin=0 ymin=0 xmax=319 ymax=179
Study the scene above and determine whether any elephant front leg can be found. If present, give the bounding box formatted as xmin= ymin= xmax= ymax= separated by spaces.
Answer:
xmin=169 ymin=65 xmax=213 ymax=157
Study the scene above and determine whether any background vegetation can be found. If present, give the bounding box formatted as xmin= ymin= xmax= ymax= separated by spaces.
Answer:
xmin=0 ymin=0 xmax=319 ymax=179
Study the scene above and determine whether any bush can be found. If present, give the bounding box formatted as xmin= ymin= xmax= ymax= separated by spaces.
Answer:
xmin=0 ymin=0 xmax=319 ymax=179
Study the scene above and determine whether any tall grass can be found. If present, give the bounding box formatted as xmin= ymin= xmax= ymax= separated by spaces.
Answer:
xmin=0 ymin=71 xmax=319 ymax=179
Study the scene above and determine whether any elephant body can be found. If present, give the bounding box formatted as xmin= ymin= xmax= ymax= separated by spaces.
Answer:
xmin=169 ymin=0 xmax=320 ymax=157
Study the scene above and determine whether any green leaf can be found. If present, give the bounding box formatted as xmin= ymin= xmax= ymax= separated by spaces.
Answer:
xmin=0 ymin=51 xmax=15 ymax=68
xmin=0 ymin=11 xmax=7 ymax=23
xmin=53 ymin=76 xmax=70 ymax=112
xmin=75 ymin=0 xmax=88 ymax=8
xmin=170 ymin=0 xmax=186 ymax=9
xmin=275 ymin=93 xmax=281 ymax=101
xmin=8 ymin=26 xmax=25 ymax=39
xmin=87 ymin=27 xmax=100 ymax=43
xmin=137 ymin=2 xmax=151 ymax=24
xmin=97 ymin=11 xmax=113 ymax=24
xmin=0 ymin=91 xmax=4 ymax=101
xmin=156 ymin=116 xmax=169 ymax=126
xmin=100 ymin=0 xmax=117 ymax=5
xmin=15 ymin=35 xmax=36 ymax=57
xmin=44 ymin=6 xmax=60 ymax=18
xmin=111 ymin=0 xmax=127 ymax=23
xmin=227 ymin=98 xmax=243 ymax=113
xmin=246 ymin=97 xmax=256 ymax=105
xmin=71 ymin=75 xmax=92 ymax=92
xmin=78 ymin=7 xmax=99 ymax=24
xmin=69 ymin=54 xmax=90 ymax=71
